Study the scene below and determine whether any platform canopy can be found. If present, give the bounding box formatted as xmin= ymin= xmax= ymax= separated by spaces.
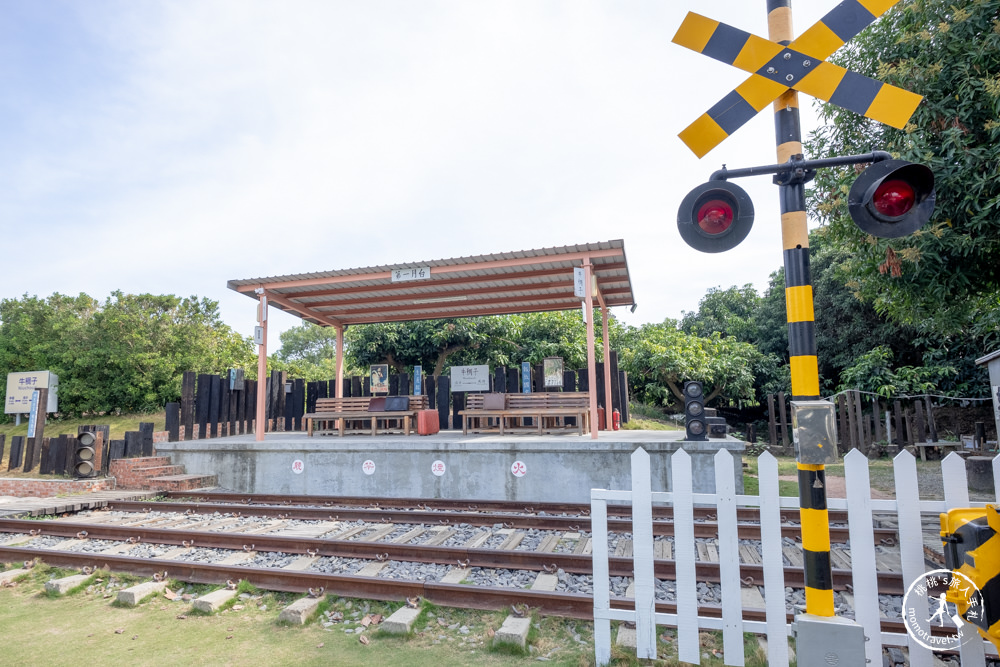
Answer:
xmin=227 ymin=240 xmax=635 ymax=326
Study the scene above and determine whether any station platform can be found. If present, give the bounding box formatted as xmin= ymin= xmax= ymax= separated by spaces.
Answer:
xmin=0 ymin=490 xmax=158 ymax=518
xmin=154 ymin=430 xmax=744 ymax=504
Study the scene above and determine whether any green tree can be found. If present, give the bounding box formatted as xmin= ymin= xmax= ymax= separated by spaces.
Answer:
xmin=680 ymin=284 xmax=761 ymax=343
xmin=838 ymin=345 xmax=956 ymax=398
xmin=72 ymin=292 xmax=255 ymax=414
xmin=618 ymin=319 xmax=763 ymax=409
xmin=806 ymin=0 xmax=1000 ymax=336
xmin=269 ymin=322 xmax=341 ymax=380
xmin=345 ymin=318 xmax=510 ymax=376
xmin=0 ymin=292 xmax=254 ymax=418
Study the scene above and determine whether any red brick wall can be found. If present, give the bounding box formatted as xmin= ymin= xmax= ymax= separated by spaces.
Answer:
xmin=108 ymin=456 xmax=170 ymax=490
xmin=0 ymin=478 xmax=116 ymax=498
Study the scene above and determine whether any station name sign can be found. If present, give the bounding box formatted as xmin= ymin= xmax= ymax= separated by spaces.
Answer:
xmin=391 ymin=267 xmax=431 ymax=283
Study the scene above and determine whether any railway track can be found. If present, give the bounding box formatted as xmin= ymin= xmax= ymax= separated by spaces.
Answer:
xmin=0 ymin=492 xmax=944 ymax=639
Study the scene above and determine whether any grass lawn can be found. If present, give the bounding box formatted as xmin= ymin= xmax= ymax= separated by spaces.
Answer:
xmin=0 ymin=564 xmax=784 ymax=666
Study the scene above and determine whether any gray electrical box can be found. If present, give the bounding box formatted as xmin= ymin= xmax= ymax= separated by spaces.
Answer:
xmin=792 ymin=400 xmax=838 ymax=464
xmin=792 ymin=614 xmax=867 ymax=666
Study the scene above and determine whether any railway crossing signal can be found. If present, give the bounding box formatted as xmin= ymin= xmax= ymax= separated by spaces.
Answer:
xmin=676 ymin=180 xmax=754 ymax=253
xmin=672 ymin=1 xmax=922 ymax=158
xmin=74 ymin=431 xmax=98 ymax=478
xmin=683 ymin=381 xmax=708 ymax=441
xmin=670 ymin=0 xmax=931 ymax=644
xmin=849 ymin=159 xmax=935 ymax=238
xmin=676 ymin=152 xmax=936 ymax=251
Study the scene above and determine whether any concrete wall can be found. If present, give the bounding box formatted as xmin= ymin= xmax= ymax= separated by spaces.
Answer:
xmin=156 ymin=433 xmax=744 ymax=503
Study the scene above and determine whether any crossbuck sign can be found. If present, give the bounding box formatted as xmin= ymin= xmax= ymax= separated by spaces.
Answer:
xmin=672 ymin=0 xmax=922 ymax=157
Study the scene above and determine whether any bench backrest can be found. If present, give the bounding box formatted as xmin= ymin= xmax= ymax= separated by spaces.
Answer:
xmin=464 ymin=392 xmax=590 ymax=410
xmin=314 ymin=395 xmax=429 ymax=412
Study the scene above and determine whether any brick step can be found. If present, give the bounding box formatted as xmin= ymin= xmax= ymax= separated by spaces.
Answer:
xmin=146 ymin=474 xmax=218 ymax=492
xmin=132 ymin=465 xmax=185 ymax=477
xmin=111 ymin=456 xmax=172 ymax=470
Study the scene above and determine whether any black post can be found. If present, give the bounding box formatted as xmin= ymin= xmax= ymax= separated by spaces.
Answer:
xmin=436 ymin=375 xmax=450 ymax=429
xmin=166 ymin=403 xmax=180 ymax=442
xmin=209 ymin=375 xmax=222 ymax=438
xmin=139 ymin=423 xmax=154 ymax=457
xmin=181 ymin=371 xmax=196 ymax=441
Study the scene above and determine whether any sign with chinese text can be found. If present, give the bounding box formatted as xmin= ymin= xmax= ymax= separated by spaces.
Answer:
xmin=27 ymin=391 xmax=40 ymax=438
xmin=521 ymin=362 xmax=532 ymax=393
xmin=451 ymin=365 xmax=489 ymax=392
xmin=391 ymin=266 xmax=431 ymax=282
xmin=413 ymin=366 xmax=422 ymax=396
xmin=5 ymin=371 xmax=58 ymax=414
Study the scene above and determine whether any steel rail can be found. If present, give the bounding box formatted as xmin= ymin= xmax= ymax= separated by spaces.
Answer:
xmin=112 ymin=501 xmax=897 ymax=544
xmin=0 ymin=544 xmax=927 ymax=636
xmin=0 ymin=518 xmax=904 ymax=593
xmin=165 ymin=490 xmax=858 ymax=524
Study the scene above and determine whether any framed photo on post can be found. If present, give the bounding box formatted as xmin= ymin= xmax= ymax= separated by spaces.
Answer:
xmin=370 ymin=364 xmax=389 ymax=394
xmin=543 ymin=357 xmax=564 ymax=388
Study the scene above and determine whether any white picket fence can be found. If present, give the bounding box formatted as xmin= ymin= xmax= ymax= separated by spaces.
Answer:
xmin=592 ymin=448 xmax=1000 ymax=666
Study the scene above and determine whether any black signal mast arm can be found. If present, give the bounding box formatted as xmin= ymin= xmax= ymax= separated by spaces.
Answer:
xmin=710 ymin=150 xmax=893 ymax=186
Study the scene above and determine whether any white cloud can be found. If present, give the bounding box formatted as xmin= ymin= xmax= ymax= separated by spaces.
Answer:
xmin=0 ymin=0 xmax=831 ymax=340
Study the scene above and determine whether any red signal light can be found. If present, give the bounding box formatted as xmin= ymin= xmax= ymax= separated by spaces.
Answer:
xmin=677 ymin=180 xmax=754 ymax=253
xmin=697 ymin=200 xmax=734 ymax=234
xmin=872 ymin=179 xmax=916 ymax=218
xmin=849 ymin=160 xmax=935 ymax=238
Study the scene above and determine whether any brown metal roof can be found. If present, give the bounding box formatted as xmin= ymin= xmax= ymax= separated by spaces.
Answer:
xmin=227 ymin=240 xmax=635 ymax=327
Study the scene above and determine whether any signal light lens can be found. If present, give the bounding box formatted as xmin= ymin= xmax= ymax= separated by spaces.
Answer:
xmin=872 ymin=179 xmax=916 ymax=218
xmin=697 ymin=200 xmax=734 ymax=235
xmin=849 ymin=160 xmax=935 ymax=238
xmin=677 ymin=180 xmax=754 ymax=253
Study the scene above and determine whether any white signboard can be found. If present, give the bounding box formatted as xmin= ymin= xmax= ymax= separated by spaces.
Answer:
xmin=451 ymin=365 xmax=490 ymax=391
xmin=451 ymin=364 xmax=490 ymax=391
xmin=573 ymin=267 xmax=586 ymax=298
xmin=391 ymin=266 xmax=431 ymax=282
xmin=5 ymin=371 xmax=58 ymax=414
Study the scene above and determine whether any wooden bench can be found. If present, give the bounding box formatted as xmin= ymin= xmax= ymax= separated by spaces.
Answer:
xmin=910 ymin=441 xmax=968 ymax=462
xmin=459 ymin=392 xmax=591 ymax=436
xmin=305 ymin=395 xmax=429 ymax=436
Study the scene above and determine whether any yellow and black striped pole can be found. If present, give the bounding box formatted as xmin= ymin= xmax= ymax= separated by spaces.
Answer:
xmin=768 ymin=0 xmax=833 ymax=618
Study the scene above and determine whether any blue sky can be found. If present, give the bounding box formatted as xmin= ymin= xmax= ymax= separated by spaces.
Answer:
xmin=0 ymin=1 xmax=832 ymax=342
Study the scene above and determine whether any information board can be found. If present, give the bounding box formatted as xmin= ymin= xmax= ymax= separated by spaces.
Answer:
xmin=5 ymin=371 xmax=58 ymax=414
xmin=451 ymin=365 xmax=490 ymax=392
